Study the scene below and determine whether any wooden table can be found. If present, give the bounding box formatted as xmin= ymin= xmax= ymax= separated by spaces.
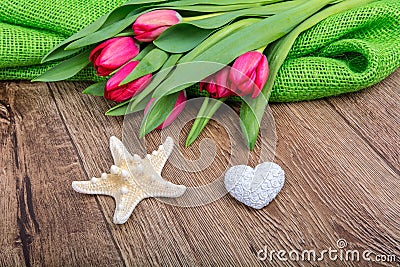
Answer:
xmin=0 ymin=70 xmax=399 ymax=266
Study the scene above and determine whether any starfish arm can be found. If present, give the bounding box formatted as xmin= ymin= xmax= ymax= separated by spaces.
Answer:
xmin=110 ymin=136 xmax=134 ymax=166
xmin=149 ymin=136 xmax=174 ymax=175
xmin=72 ymin=179 xmax=116 ymax=197
xmin=113 ymin=191 xmax=147 ymax=224
xmin=144 ymin=177 xmax=186 ymax=198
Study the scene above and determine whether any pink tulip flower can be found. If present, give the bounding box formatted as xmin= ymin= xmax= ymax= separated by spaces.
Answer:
xmin=144 ymin=91 xmax=187 ymax=130
xmin=89 ymin=37 xmax=140 ymax=76
xmin=228 ymin=51 xmax=269 ymax=98
xmin=200 ymin=67 xmax=235 ymax=99
xmin=133 ymin=10 xmax=182 ymax=42
xmin=105 ymin=61 xmax=152 ymax=102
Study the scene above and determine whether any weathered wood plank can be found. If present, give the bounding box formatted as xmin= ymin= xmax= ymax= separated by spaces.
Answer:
xmin=327 ymin=69 xmax=400 ymax=173
xmin=269 ymin=100 xmax=399 ymax=266
xmin=0 ymin=83 xmax=25 ymax=266
xmin=49 ymin=77 xmax=399 ymax=266
xmin=0 ymin=82 xmax=124 ymax=266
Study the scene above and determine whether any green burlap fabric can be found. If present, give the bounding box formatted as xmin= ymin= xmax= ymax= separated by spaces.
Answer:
xmin=0 ymin=0 xmax=399 ymax=102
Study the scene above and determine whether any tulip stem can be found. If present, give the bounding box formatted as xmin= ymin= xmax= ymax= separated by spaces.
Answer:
xmin=129 ymin=53 xmax=182 ymax=113
xmin=182 ymin=12 xmax=226 ymax=22
xmin=256 ymin=46 xmax=268 ymax=53
xmin=186 ymin=97 xmax=226 ymax=147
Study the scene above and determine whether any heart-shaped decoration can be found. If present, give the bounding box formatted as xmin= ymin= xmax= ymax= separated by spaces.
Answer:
xmin=224 ymin=162 xmax=285 ymax=209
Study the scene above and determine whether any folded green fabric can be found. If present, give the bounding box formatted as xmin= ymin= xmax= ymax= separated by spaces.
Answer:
xmin=0 ymin=0 xmax=399 ymax=102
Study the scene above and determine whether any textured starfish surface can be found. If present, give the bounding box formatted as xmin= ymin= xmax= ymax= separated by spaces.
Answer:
xmin=72 ymin=136 xmax=186 ymax=224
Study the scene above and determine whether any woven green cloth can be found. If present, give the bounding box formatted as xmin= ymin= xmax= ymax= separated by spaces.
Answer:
xmin=0 ymin=0 xmax=399 ymax=102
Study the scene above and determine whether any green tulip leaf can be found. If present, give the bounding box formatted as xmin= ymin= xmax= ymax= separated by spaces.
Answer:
xmin=65 ymin=16 xmax=139 ymax=50
xmin=186 ymin=97 xmax=225 ymax=147
xmin=128 ymin=53 xmax=181 ymax=112
xmin=183 ymin=1 xmax=302 ymax=30
xmin=181 ymin=18 xmax=260 ymax=63
xmin=239 ymin=95 xmax=266 ymax=150
xmin=120 ymin=48 xmax=169 ymax=86
xmin=163 ymin=0 xmax=285 ymax=7
xmin=32 ymin=49 xmax=91 ymax=82
xmin=41 ymin=47 xmax=83 ymax=63
xmin=105 ymin=94 xmax=151 ymax=116
xmin=82 ymin=81 xmax=106 ymax=96
xmin=152 ymin=62 xmax=223 ymax=98
xmin=130 ymin=94 xmax=152 ymax=113
xmin=140 ymin=92 xmax=180 ymax=137
xmin=136 ymin=44 xmax=156 ymax=60
xmin=154 ymin=25 xmax=215 ymax=53
xmin=124 ymin=0 xmax=168 ymax=4
xmin=41 ymin=3 xmax=148 ymax=63
xmin=172 ymin=3 xmax=261 ymax=13
xmin=105 ymin=101 xmax=130 ymax=116
xmin=154 ymin=1 xmax=301 ymax=54
xmin=41 ymin=19 xmax=108 ymax=63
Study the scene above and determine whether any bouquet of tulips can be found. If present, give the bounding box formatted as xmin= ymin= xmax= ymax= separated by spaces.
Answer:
xmin=34 ymin=0 xmax=376 ymax=150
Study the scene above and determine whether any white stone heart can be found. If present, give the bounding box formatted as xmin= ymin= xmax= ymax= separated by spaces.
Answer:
xmin=224 ymin=162 xmax=285 ymax=209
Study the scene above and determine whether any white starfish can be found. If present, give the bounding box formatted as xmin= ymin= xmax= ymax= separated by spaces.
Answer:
xmin=72 ymin=136 xmax=186 ymax=224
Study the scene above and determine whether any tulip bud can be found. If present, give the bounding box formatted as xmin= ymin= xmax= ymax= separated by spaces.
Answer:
xmin=144 ymin=91 xmax=187 ymax=130
xmin=89 ymin=37 xmax=140 ymax=76
xmin=105 ymin=61 xmax=152 ymax=102
xmin=133 ymin=10 xmax=182 ymax=42
xmin=228 ymin=51 xmax=269 ymax=98
xmin=200 ymin=67 xmax=235 ymax=99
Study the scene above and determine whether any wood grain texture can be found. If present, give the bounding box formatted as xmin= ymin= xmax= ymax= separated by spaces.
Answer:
xmin=0 ymin=69 xmax=399 ymax=266
xmin=327 ymin=70 xmax=400 ymax=174
xmin=0 ymin=83 xmax=25 ymax=266
xmin=0 ymin=82 xmax=123 ymax=266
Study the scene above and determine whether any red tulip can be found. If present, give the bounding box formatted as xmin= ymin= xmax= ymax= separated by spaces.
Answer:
xmin=200 ymin=67 xmax=235 ymax=99
xmin=228 ymin=51 xmax=269 ymax=98
xmin=144 ymin=91 xmax=187 ymax=130
xmin=105 ymin=61 xmax=152 ymax=102
xmin=133 ymin=10 xmax=182 ymax=42
xmin=89 ymin=37 xmax=140 ymax=76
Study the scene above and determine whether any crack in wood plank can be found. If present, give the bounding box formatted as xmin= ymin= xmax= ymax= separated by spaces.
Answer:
xmin=0 ymin=99 xmax=19 ymax=169
xmin=1 ymin=95 xmax=34 ymax=266
xmin=16 ymin=175 xmax=41 ymax=267
xmin=1 ymin=86 xmax=27 ymax=266
xmin=0 ymin=100 xmax=11 ymax=125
